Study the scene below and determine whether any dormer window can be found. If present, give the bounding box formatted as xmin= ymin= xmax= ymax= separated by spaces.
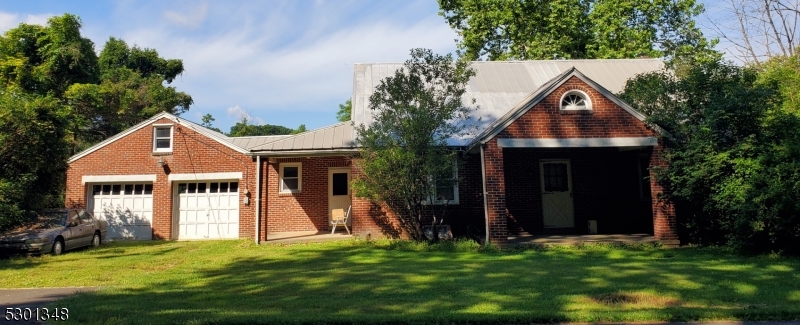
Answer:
xmin=153 ymin=124 xmax=173 ymax=153
xmin=560 ymin=91 xmax=592 ymax=111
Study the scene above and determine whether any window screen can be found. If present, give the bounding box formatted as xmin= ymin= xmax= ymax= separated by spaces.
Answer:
xmin=332 ymin=173 xmax=348 ymax=196
xmin=542 ymin=163 xmax=569 ymax=192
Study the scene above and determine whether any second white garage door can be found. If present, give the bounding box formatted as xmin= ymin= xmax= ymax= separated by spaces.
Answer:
xmin=176 ymin=181 xmax=240 ymax=240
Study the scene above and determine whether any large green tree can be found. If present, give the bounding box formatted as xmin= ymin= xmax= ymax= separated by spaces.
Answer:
xmin=353 ymin=48 xmax=475 ymax=241
xmin=438 ymin=0 xmax=718 ymax=63
xmin=620 ymin=57 xmax=800 ymax=254
xmin=0 ymin=14 xmax=192 ymax=230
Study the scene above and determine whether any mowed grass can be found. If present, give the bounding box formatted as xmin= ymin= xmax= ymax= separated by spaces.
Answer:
xmin=1 ymin=239 xmax=800 ymax=324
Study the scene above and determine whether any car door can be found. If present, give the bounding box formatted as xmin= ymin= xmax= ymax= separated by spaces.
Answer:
xmin=65 ymin=211 xmax=89 ymax=249
xmin=78 ymin=210 xmax=98 ymax=246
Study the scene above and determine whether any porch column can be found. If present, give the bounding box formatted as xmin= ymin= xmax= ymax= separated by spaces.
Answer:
xmin=649 ymin=143 xmax=678 ymax=245
xmin=483 ymin=140 xmax=508 ymax=246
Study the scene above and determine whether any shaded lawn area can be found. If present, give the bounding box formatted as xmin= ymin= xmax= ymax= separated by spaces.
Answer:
xmin=1 ymin=240 xmax=799 ymax=324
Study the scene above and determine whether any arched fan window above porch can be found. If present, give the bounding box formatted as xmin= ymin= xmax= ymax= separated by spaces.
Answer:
xmin=560 ymin=90 xmax=592 ymax=111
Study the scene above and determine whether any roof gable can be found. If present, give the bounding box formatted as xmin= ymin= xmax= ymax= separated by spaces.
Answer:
xmin=470 ymin=67 xmax=659 ymax=148
xmin=68 ymin=112 xmax=249 ymax=163
xmin=351 ymin=59 xmax=664 ymax=146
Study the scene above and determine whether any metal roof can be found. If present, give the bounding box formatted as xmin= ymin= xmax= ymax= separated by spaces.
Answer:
xmin=227 ymin=135 xmax=291 ymax=150
xmin=250 ymin=122 xmax=356 ymax=152
xmin=352 ymin=59 xmax=664 ymax=145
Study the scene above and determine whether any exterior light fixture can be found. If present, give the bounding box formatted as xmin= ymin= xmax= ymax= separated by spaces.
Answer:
xmin=157 ymin=157 xmax=167 ymax=168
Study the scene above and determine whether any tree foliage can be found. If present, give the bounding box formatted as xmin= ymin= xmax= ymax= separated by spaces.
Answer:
xmin=336 ymin=99 xmax=351 ymax=122
xmin=0 ymin=92 xmax=70 ymax=230
xmin=353 ymin=48 xmax=475 ymax=241
xmin=620 ymin=57 xmax=800 ymax=254
xmin=227 ymin=118 xmax=301 ymax=137
xmin=0 ymin=14 xmax=192 ymax=230
xmin=438 ymin=0 xmax=718 ymax=63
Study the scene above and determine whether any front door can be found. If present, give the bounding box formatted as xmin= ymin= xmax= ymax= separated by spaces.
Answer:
xmin=540 ymin=160 xmax=575 ymax=228
xmin=328 ymin=168 xmax=352 ymax=227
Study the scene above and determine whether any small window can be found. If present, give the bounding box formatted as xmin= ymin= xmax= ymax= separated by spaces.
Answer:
xmin=124 ymin=184 xmax=133 ymax=195
xmin=112 ymin=185 xmax=121 ymax=195
xmin=197 ymin=183 xmax=207 ymax=193
xmin=153 ymin=125 xmax=173 ymax=152
xmin=178 ymin=183 xmax=187 ymax=194
xmin=280 ymin=163 xmax=302 ymax=193
xmin=210 ymin=183 xmax=219 ymax=193
xmin=134 ymin=184 xmax=144 ymax=195
xmin=144 ymin=184 xmax=153 ymax=195
xmin=542 ymin=163 xmax=569 ymax=192
xmin=188 ymin=183 xmax=197 ymax=194
xmin=102 ymin=185 xmax=111 ymax=195
xmin=560 ymin=90 xmax=592 ymax=111
xmin=220 ymin=182 xmax=228 ymax=193
xmin=638 ymin=155 xmax=652 ymax=200
xmin=93 ymin=185 xmax=101 ymax=195
xmin=426 ymin=160 xmax=459 ymax=205
xmin=229 ymin=182 xmax=238 ymax=192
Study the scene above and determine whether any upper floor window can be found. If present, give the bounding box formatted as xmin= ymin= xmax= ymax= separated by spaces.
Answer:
xmin=560 ymin=90 xmax=592 ymax=111
xmin=153 ymin=125 xmax=173 ymax=153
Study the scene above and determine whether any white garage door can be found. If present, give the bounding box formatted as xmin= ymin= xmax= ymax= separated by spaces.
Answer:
xmin=177 ymin=181 xmax=240 ymax=240
xmin=90 ymin=183 xmax=154 ymax=240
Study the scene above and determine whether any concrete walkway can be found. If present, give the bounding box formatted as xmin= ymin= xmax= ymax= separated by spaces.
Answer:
xmin=264 ymin=231 xmax=354 ymax=244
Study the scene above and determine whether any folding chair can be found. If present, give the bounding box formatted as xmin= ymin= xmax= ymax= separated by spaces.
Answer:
xmin=331 ymin=206 xmax=351 ymax=234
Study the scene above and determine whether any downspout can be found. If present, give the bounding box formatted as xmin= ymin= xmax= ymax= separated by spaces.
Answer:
xmin=255 ymin=155 xmax=261 ymax=244
xmin=480 ymin=144 xmax=490 ymax=246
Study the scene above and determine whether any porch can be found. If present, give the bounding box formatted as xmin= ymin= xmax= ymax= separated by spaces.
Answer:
xmin=508 ymin=233 xmax=664 ymax=246
xmin=264 ymin=231 xmax=353 ymax=244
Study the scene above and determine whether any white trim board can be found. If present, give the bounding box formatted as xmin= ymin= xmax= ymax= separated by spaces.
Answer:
xmin=168 ymin=172 xmax=243 ymax=182
xmin=82 ymin=175 xmax=157 ymax=184
xmin=497 ymin=137 xmax=658 ymax=148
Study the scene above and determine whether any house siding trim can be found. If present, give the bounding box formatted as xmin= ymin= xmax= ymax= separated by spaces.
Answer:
xmin=82 ymin=174 xmax=157 ymax=184
xmin=168 ymin=172 xmax=243 ymax=182
xmin=497 ymin=137 xmax=657 ymax=148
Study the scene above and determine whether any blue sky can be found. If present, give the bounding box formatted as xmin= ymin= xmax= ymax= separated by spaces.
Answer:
xmin=0 ymin=0 xmax=727 ymax=133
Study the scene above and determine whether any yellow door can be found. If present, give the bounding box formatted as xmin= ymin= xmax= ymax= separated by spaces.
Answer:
xmin=540 ymin=160 xmax=575 ymax=228
xmin=328 ymin=168 xmax=351 ymax=226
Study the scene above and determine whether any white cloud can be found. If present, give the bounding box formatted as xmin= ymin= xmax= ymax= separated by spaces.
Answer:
xmin=163 ymin=2 xmax=208 ymax=29
xmin=0 ymin=11 xmax=54 ymax=32
xmin=226 ymin=105 xmax=264 ymax=125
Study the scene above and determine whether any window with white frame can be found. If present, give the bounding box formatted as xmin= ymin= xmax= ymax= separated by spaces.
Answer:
xmin=279 ymin=163 xmax=302 ymax=193
xmin=152 ymin=125 xmax=173 ymax=152
xmin=560 ymin=90 xmax=592 ymax=111
xmin=427 ymin=162 xmax=459 ymax=205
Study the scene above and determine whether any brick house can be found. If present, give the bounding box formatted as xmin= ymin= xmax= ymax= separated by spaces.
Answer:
xmin=65 ymin=59 xmax=678 ymax=246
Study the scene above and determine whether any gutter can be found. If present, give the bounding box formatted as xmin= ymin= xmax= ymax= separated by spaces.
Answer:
xmin=255 ymin=155 xmax=261 ymax=244
xmin=480 ymin=144 xmax=490 ymax=246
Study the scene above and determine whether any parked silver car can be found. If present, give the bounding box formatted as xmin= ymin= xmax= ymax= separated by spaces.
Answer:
xmin=0 ymin=209 xmax=107 ymax=255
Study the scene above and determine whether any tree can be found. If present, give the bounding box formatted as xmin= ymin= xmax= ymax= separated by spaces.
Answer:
xmin=336 ymin=99 xmax=351 ymax=122
xmin=438 ymin=0 xmax=718 ymax=63
xmin=703 ymin=0 xmax=799 ymax=65
xmin=620 ymin=58 xmax=800 ymax=254
xmin=0 ymin=92 xmax=70 ymax=230
xmin=200 ymin=113 xmax=222 ymax=133
xmin=291 ymin=124 xmax=307 ymax=134
xmin=353 ymin=48 xmax=476 ymax=241
xmin=227 ymin=117 xmax=297 ymax=137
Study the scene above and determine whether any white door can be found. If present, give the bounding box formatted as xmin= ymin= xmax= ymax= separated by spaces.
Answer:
xmin=176 ymin=181 xmax=240 ymax=240
xmin=90 ymin=183 xmax=154 ymax=240
xmin=328 ymin=169 xmax=351 ymax=226
xmin=540 ymin=160 xmax=575 ymax=228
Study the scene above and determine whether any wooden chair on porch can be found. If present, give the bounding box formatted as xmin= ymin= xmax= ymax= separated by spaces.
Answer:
xmin=331 ymin=206 xmax=351 ymax=235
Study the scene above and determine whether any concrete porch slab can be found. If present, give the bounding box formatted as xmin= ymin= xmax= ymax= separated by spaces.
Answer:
xmin=509 ymin=233 xmax=660 ymax=246
xmin=265 ymin=231 xmax=354 ymax=245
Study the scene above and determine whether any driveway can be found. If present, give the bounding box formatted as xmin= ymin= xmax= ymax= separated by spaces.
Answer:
xmin=0 ymin=287 xmax=98 ymax=324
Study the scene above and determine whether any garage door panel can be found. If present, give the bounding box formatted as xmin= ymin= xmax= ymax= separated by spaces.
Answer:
xmin=91 ymin=183 xmax=153 ymax=240
xmin=177 ymin=181 xmax=239 ymax=240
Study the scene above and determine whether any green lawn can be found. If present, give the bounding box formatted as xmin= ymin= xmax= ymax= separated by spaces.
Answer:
xmin=1 ymin=239 xmax=799 ymax=324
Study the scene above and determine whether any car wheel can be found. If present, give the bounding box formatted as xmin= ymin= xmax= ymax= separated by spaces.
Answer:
xmin=91 ymin=232 xmax=101 ymax=247
xmin=51 ymin=239 xmax=64 ymax=256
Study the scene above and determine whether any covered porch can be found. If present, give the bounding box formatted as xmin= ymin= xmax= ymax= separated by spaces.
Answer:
xmin=508 ymin=233 xmax=663 ymax=246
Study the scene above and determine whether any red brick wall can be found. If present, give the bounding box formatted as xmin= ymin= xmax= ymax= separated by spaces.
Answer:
xmin=66 ymin=117 xmax=256 ymax=240
xmin=482 ymin=76 xmax=675 ymax=244
xmin=264 ymin=156 xmax=352 ymax=234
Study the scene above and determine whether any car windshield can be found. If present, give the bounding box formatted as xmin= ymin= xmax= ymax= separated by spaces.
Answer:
xmin=25 ymin=211 xmax=67 ymax=230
